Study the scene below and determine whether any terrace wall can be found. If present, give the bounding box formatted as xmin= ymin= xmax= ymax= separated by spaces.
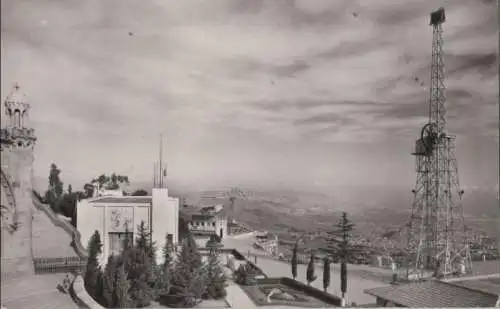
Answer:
xmin=255 ymin=277 xmax=343 ymax=306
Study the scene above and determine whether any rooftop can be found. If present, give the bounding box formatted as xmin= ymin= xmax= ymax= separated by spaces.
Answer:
xmin=364 ymin=279 xmax=498 ymax=307
xmin=181 ymin=204 xmax=228 ymax=218
xmin=89 ymin=196 xmax=152 ymax=204
xmin=445 ymin=274 xmax=500 ymax=296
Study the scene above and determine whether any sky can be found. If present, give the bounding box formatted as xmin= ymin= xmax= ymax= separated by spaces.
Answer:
xmin=1 ymin=0 xmax=498 ymax=193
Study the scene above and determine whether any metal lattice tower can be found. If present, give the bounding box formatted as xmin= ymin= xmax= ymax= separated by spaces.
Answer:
xmin=404 ymin=8 xmax=472 ymax=281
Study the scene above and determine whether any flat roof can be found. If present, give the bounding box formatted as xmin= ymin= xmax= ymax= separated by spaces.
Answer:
xmin=364 ymin=280 xmax=498 ymax=307
xmin=181 ymin=205 xmax=228 ymax=218
xmin=90 ymin=196 xmax=152 ymax=204
xmin=448 ymin=276 xmax=500 ymax=296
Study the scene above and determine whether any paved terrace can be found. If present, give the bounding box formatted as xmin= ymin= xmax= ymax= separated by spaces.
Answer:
xmin=1 ymin=274 xmax=78 ymax=309
xmin=223 ymin=234 xmax=386 ymax=305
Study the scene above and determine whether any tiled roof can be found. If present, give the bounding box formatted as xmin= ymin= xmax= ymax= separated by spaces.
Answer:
xmin=364 ymin=280 xmax=498 ymax=307
xmin=90 ymin=197 xmax=152 ymax=204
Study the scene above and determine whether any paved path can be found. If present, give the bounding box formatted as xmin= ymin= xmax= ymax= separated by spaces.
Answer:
xmin=223 ymin=235 xmax=386 ymax=305
xmin=225 ymin=281 xmax=257 ymax=309
xmin=1 ymin=274 xmax=78 ymax=309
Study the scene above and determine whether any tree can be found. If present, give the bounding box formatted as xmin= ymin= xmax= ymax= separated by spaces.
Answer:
xmin=83 ymin=183 xmax=95 ymax=198
xmin=205 ymin=234 xmax=222 ymax=249
xmin=233 ymin=263 xmax=258 ymax=285
xmin=59 ymin=190 xmax=77 ymax=220
xmin=170 ymin=235 xmax=207 ymax=307
xmin=291 ymin=242 xmax=298 ymax=280
xmin=323 ymin=257 xmax=331 ymax=292
xmin=124 ymin=221 xmax=156 ymax=307
xmin=204 ymin=249 xmax=227 ymax=299
xmin=49 ymin=163 xmax=64 ymax=199
xmin=85 ymin=230 xmax=103 ymax=301
xmin=155 ymin=234 xmax=174 ymax=296
xmin=115 ymin=264 xmax=132 ymax=308
xmin=179 ymin=233 xmax=202 ymax=272
xmin=91 ymin=173 xmax=130 ymax=191
xmin=44 ymin=163 xmax=64 ymax=212
xmin=324 ymin=212 xmax=359 ymax=300
xmin=101 ymin=254 xmax=118 ymax=307
xmin=178 ymin=216 xmax=191 ymax=241
xmin=132 ymin=189 xmax=149 ymax=196
xmin=306 ymin=252 xmax=317 ymax=286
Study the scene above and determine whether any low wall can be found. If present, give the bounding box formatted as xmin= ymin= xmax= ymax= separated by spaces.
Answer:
xmin=229 ymin=231 xmax=256 ymax=239
xmin=256 ymin=277 xmax=343 ymax=306
xmin=31 ymin=191 xmax=88 ymax=259
xmin=71 ymin=275 xmax=105 ymax=309
xmin=198 ymin=248 xmax=246 ymax=261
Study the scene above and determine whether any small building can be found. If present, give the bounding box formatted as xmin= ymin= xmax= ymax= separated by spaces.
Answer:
xmin=182 ymin=204 xmax=228 ymax=245
xmin=77 ymin=187 xmax=179 ymax=266
xmin=364 ymin=275 xmax=500 ymax=307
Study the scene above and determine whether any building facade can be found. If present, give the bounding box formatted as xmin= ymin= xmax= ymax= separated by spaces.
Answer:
xmin=77 ymin=188 xmax=179 ymax=266
xmin=183 ymin=204 xmax=228 ymax=246
xmin=0 ymin=84 xmax=38 ymax=279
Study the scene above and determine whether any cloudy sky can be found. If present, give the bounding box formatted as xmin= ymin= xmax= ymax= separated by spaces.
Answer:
xmin=1 ymin=0 xmax=498 ymax=192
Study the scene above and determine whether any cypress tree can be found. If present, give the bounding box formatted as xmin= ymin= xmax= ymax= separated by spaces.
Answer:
xmin=341 ymin=260 xmax=347 ymax=298
xmin=306 ymin=252 xmax=317 ymax=286
xmin=84 ymin=230 xmax=103 ymax=301
xmin=291 ymin=242 xmax=298 ymax=280
xmin=323 ymin=257 xmax=331 ymax=292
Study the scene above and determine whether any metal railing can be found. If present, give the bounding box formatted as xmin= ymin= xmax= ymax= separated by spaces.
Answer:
xmin=33 ymin=256 xmax=86 ymax=274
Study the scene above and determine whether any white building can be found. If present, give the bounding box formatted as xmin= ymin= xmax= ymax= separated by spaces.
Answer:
xmin=182 ymin=204 xmax=228 ymax=247
xmin=77 ymin=187 xmax=179 ymax=266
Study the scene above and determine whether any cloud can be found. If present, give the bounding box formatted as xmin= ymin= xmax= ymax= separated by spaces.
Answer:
xmin=1 ymin=0 xmax=497 ymax=188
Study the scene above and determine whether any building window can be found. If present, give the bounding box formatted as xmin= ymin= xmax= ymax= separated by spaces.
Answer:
xmin=212 ymin=222 xmax=216 ymax=227
xmin=13 ymin=110 xmax=21 ymax=127
xmin=109 ymin=232 xmax=133 ymax=256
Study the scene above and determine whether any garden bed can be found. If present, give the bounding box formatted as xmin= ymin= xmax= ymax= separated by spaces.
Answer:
xmin=239 ymin=282 xmax=333 ymax=308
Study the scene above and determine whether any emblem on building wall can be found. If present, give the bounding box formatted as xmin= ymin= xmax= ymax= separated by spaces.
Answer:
xmin=108 ymin=207 xmax=133 ymax=232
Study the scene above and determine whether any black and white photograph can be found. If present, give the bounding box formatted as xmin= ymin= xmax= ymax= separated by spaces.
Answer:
xmin=1 ymin=0 xmax=499 ymax=308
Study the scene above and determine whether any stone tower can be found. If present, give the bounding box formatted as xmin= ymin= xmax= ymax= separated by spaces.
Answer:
xmin=1 ymin=83 xmax=38 ymax=279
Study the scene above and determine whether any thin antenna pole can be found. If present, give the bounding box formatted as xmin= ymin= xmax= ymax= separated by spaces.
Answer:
xmin=159 ymin=134 xmax=163 ymax=188
xmin=153 ymin=162 xmax=157 ymax=188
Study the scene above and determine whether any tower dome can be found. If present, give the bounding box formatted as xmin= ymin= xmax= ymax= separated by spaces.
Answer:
xmin=1 ymin=83 xmax=37 ymax=149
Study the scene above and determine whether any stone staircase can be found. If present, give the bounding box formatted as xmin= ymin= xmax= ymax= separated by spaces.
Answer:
xmin=1 ymin=194 xmax=88 ymax=309
xmin=31 ymin=193 xmax=88 ymax=259
xmin=31 ymin=207 xmax=80 ymax=259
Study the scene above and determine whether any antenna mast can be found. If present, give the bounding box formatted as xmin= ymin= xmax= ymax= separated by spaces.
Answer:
xmin=405 ymin=7 xmax=471 ymax=281
xmin=159 ymin=134 xmax=163 ymax=188
xmin=153 ymin=134 xmax=166 ymax=189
